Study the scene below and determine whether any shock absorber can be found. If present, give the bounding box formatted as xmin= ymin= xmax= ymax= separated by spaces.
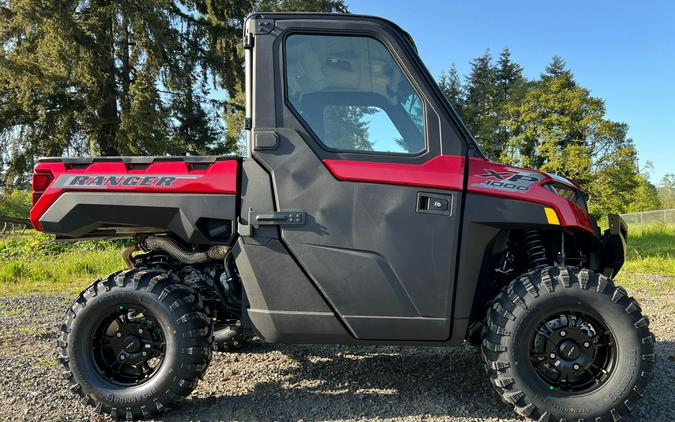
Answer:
xmin=523 ymin=230 xmax=548 ymax=269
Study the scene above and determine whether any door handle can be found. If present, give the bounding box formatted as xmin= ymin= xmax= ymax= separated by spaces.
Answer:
xmin=238 ymin=209 xmax=306 ymax=237
xmin=416 ymin=192 xmax=452 ymax=216
xmin=250 ymin=210 xmax=306 ymax=227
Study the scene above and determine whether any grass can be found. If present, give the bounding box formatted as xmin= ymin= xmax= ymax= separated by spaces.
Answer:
xmin=601 ymin=224 xmax=675 ymax=310
xmin=0 ymin=231 xmax=123 ymax=295
xmin=0 ymin=225 xmax=672 ymax=297
xmin=17 ymin=326 xmax=50 ymax=336
xmin=620 ymin=224 xmax=675 ymax=275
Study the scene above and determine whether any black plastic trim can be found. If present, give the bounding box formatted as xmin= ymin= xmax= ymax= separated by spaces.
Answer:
xmin=38 ymin=155 xmax=238 ymax=165
xmin=39 ymin=192 xmax=237 ymax=244
xmin=599 ymin=214 xmax=627 ymax=278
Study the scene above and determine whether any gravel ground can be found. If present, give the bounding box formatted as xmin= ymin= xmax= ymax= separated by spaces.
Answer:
xmin=0 ymin=278 xmax=673 ymax=422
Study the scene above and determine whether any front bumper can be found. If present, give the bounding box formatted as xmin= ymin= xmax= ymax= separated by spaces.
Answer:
xmin=599 ymin=214 xmax=628 ymax=278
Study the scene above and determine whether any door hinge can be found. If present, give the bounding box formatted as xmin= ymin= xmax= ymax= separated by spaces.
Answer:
xmin=244 ymin=32 xmax=254 ymax=49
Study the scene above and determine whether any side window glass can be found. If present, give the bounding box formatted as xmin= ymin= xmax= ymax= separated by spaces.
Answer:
xmin=285 ymin=34 xmax=425 ymax=154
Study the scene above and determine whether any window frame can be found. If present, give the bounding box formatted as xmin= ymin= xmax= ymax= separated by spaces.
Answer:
xmin=282 ymin=31 xmax=429 ymax=158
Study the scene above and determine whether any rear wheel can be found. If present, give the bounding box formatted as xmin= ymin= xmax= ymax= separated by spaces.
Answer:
xmin=481 ymin=266 xmax=654 ymax=421
xmin=59 ymin=268 xmax=213 ymax=420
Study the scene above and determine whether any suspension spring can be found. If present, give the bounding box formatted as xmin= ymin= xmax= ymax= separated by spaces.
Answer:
xmin=523 ymin=230 xmax=548 ymax=268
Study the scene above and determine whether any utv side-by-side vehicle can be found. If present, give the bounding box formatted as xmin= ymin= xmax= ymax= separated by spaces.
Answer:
xmin=29 ymin=13 xmax=653 ymax=421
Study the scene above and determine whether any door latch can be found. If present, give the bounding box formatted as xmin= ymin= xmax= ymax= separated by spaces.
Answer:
xmin=416 ymin=192 xmax=452 ymax=216
xmin=238 ymin=209 xmax=306 ymax=236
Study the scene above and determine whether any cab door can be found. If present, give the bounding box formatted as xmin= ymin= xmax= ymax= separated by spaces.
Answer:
xmin=246 ymin=15 xmax=468 ymax=341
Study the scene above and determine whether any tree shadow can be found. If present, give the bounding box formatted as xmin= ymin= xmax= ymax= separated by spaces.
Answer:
xmin=164 ymin=342 xmax=516 ymax=421
xmin=162 ymin=338 xmax=675 ymax=421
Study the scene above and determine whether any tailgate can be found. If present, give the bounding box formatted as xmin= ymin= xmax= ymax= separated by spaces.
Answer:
xmin=30 ymin=156 xmax=239 ymax=244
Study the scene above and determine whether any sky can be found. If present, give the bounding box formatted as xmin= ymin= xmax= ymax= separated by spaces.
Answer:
xmin=347 ymin=0 xmax=675 ymax=184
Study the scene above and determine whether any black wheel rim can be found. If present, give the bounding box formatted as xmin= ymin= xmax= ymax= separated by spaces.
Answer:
xmin=90 ymin=304 xmax=166 ymax=386
xmin=529 ymin=311 xmax=617 ymax=394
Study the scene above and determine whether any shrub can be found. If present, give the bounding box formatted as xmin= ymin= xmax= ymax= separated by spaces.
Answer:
xmin=0 ymin=190 xmax=31 ymax=218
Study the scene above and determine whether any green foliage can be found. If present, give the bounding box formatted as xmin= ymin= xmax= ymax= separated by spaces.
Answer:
xmin=0 ymin=230 xmax=123 ymax=261
xmin=1 ymin=261 xmax=30 ymax=283
xmin=439 ymin=64 xmax=464 ymax=113
xmin=441 ymin=53 xmax=659 ymax=217
xmin=0 ymin=190 xmax=31 ymax=218
xmin=658 ymin=174 xmax=675 ymax=209
xmin=117 ymin=69 xmax=171 ymax=155
xmin=0 ymin=230 xmax=122 ymax=294
xmin=448 ymin=48 xmax=527 ymax=160
xmin=0 ymin=0 xmax=348 ymax=185
xmin=462 ymin=51 xmax=499 ymax=157
xmin=626 ymin=176 xmax=662 ymax=212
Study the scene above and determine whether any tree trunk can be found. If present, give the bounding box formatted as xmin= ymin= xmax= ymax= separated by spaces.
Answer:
xmin=92 ymin=0 xmax=119 ymax=156
xmin=120 ymin=5 xmax=131 ymax=116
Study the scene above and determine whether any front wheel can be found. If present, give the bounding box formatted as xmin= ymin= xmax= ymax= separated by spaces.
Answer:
xmin=58 ymin=268 xmax=213 ymax=420
xmin=482 ymin=266 xmax=654 ymax=421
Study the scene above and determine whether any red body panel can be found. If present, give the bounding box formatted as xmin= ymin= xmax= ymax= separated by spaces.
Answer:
xmin=323 ymin=155 xmax=465 ymax=191
xmin=30 ymin=159 xmax=238 ymax=231
xmin=467 ymin=158 xmax=593 ymax=232
xmin=322 ymin=155 xmax=593 ymax=233
xmin=31 ymin=154 xmax=593 ymax=235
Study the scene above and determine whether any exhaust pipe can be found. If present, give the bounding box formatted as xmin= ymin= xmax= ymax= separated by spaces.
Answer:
xmin=139 ymin=236 xmax=229 ymax=265
xmin=122 ymin=245 xmax=139 ymax=268
xmin=213 ymin=325 xmax=239 ymax=344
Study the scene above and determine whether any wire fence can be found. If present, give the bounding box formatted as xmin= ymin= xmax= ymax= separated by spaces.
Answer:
xmin=0 ymin=214 xmax=31 ymax=237
xmin=619 ymin=209 xmax=675 ymax=226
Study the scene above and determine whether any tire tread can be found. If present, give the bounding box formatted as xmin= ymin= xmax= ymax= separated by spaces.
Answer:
xmin=481 ymin=266 xmax=654 ymax=421
xmin=58 ymin=268 xmax=213 ymax=420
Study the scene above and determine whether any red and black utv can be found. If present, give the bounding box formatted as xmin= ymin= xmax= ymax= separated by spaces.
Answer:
xmin=30 ymin=13 xmax=652 ymax=421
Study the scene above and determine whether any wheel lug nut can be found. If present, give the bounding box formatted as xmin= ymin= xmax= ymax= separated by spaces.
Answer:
xmin=549 ymin=353 xmax=557 ymax=359
xmin=583 ymin=341 xmax=590 ymax=348
xmin=560 ymin=330 xmax=567 ymax=337
xmin=573 ymin=363 xmax=580 ymax=370
xmin=119 ymin=355 xmax=125 ymax=361
xmin=116 ymin=332 xmax=122 ymax=338
xmin=138 ymin=329 xmax=143 ymax=334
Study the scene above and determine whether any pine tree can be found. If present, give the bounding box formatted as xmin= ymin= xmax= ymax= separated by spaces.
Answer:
xmin=463 ymin=50 xmax=500 ymax=158
xmin=544 ymin=56 xmax=574 ymax=81
xmin=503 ymin=56 xmax=640 ymax=216
xmin=0 ymin=0 xmax=348 ymax=185
xmin=495 ymin=48 xmax=526 ymax=103
xmin=196 ymin=0 xmax=349 ymax=156
xmin=439 ymin=64 xmax=464 ymax=114
xmin=117 ymin=69 xmax=170 ymax=155
xmin=493 ymin=48 xmax=526 ymax=161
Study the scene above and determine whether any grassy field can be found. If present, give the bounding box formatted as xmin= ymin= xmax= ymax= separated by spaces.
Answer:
xmin=0 ymin=232 xmax=123 ymax=295
xmin=0 ymin=225 xmax=672 ymax=297
xmin=621 ymin=225 xmax=675 ymax=274
xmin=614 ymin=225 xmax=675 ymax=308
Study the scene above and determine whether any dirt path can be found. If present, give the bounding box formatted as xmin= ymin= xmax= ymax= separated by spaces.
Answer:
xmin=0 ymin=279 xmax=673 ymax=421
